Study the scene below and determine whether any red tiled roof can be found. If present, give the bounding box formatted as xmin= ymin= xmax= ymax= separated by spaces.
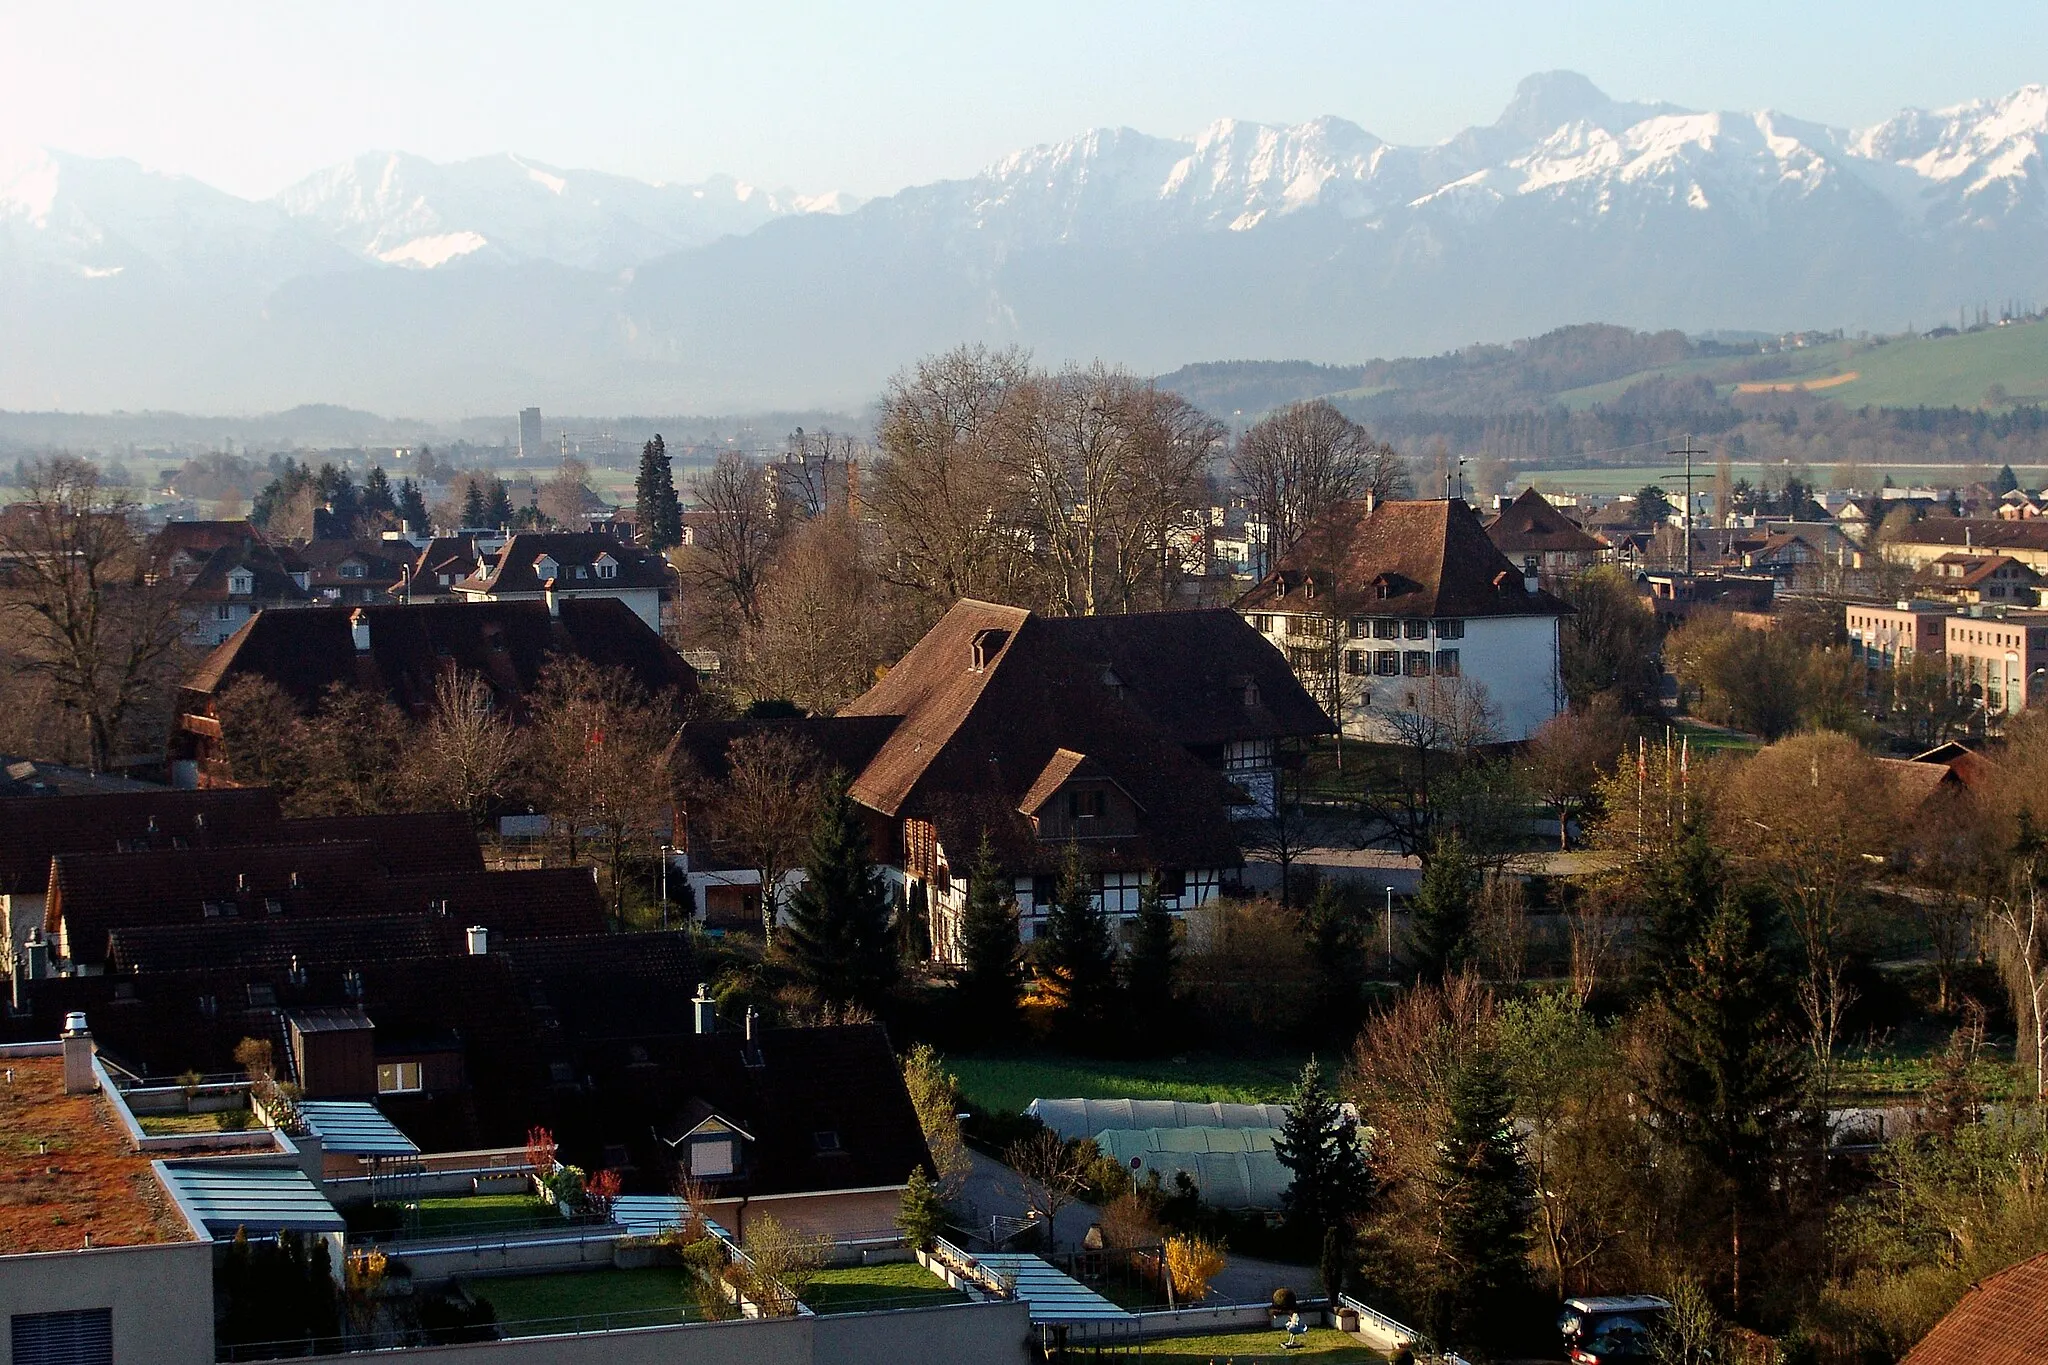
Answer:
xmin=1901 ymin=1251 xmax=2048 ymax=1365
xmin=1236 ymin=498 xmax=1571 ymax=619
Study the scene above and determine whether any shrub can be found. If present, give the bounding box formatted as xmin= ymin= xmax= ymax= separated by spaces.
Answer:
xmin=897 ymin=1167 xmax=948 ymax=1251
xmin=1163 ymin=1233 xmax=1227 ymax=1303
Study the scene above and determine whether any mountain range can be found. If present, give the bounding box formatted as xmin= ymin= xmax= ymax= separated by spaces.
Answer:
xmin=1 ymin=71 xmax=2044 ymax=417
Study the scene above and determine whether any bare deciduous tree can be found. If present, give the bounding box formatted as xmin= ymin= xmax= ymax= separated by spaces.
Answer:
xmin=685 ymin=452 xmax=780 ymax=634
xmin=699 ymin=731 xmax=823 ymax=942
xmin=743 ymin=514 xmax=906 ymax=713
xmin=1231 ymin=400 xmax=1405 ymax=573
xmin=0 ymin=457 xmax=191 ymax=770
xmin=538 ymin=457 xmax=597 ymax=529
xmin=1003 ymin=1129 xmax=1089 ymax=1254
xmin=402 ymin=669 xmax=525 ymax=828
xmin=1525 ymin=698 xmax=1633 ymax=849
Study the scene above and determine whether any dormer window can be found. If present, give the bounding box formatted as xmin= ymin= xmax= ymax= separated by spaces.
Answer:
xmin=594 ymin=554 xmax=618 ymax=580
xmin=573 ymin=564 xmax=588 ymax=580
xmin=533 ymin=554 xmax=559 ymax=582
xmin=970 ymin=628 xmax=1009 ymax=671
xmin=341 ymin=561 xmax=365 ymax=579
xmin=228 ymin=571 xmax=253 ymax=596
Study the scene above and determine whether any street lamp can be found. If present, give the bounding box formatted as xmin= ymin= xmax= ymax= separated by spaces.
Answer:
xmin=659 ymin=843 xmax=674 ymax=930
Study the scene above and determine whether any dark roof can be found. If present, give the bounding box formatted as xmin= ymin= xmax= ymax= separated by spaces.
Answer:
xmin=380 ymin=868 xmax=607 ymax=939
xmin=149 ymin=520 xmax=269 ymax=573
xmin=498 ymin=931 xmax=701 ymax=1041
xmin=0 ymin=787 xmax=283 ymax=895
xmin=1484 ymin=487 xmax=1607 ymax=556
xmin=106 ymin=913 xmax=467 ymax=974
xmin=838 ymin=599 xmax=1246 ymax=873
xmin=1901 ymin=1251 xmax=2048 ymax=1365
xmin=182 ymin=542 xmax=310 ymax=605
xmin=291 ymin=539 xmax=411 ymax=590
xmin=1891 ymin=519 xmax=2048 ymax=553
xmin=1236 ymin=498 xmax=1572 ymax=619
xmin=410 ymin=536 xmax=483 ymax=592
xmin=668 ymin=715 xmax=903 ymax=785
xmin=458 ymin=532 xmax=669 ymax=594
xmin=586 ymin=1024 xmax=932 ymax=1199
xmin=277 ymin=812 xmax=486 ymax=877
xmin=1032 ymin=610 xmax=1331 ymax=746
xmin=0 ymin=760 xmax=169 ymax=799
xmin=182 ymin=599 xmax=696 ymax=716
xmin=48 ymin=841 xmax=387 ymax=966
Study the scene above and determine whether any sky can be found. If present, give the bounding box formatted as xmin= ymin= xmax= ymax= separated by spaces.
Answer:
xmin=1 ymin=1 xmax=2043 ymax=201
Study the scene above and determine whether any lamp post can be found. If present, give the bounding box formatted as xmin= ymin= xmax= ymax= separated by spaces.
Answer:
xmin=659 ymin=843 xmax=673 ymax=930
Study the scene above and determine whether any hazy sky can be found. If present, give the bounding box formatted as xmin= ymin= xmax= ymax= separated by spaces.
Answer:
xmin=2 ymin=1 xmax=2042 ymax=200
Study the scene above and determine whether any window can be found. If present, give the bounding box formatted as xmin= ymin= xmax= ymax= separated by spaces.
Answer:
xmin=341 ymin=562 xmax=365 ymax=579
xmin=1373 ymin=650 xmax=1401 ymax=676
xmin=12 ymin=1308 xmax=112 ymax=1365
xmin=202 ymin=899 xmax=236 ymax=919
xmin=813 ymin=1130 xmax=843 ymax=1153
xmin=693 ymin=1137 xmax=735 ymax=1177
xmin=1069 ymin=788 xmax=1105 ymax=821
xmin=1404 ymin=619 xmax=1430 ymax=640
xmin=1345 ymin=650 xmax=1367 ymax=675
xmin=595 ymin=558 xmax=618 ymax=580
xmin=1435 ymin=649 xmax=1461 ymax=676
xmin=216 ymin=603 xmax=233 ymax=620
xmin=1433 ymin=618 xmax=1464 ymax=639
xmin=1346 ymin=619 xmax=1366 ymax=639
xmin=1158 ymin=869 xmax=1187 ymax=897
xmin=573 ymin=565 xmax=588 ymax=580
xmin=377 ymin=1062 xmax=423 ymax=1095
xmin=1031 ymin=874 xmax=1057 ymax=907
xmin=1250 ymin=615 xmax=1272 ymax=633
xmin=228 ymin=572 xmax=253 ymax=596
xmin=1372 ymin=619 xmax=1400 ymax=640
xmin=1404 ymin=651 xmax=1432 ymax=676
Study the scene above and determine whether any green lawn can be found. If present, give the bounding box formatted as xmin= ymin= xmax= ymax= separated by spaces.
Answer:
xmin=136 ymin=1110 xmax=251 ymax=1135
xmin=947 ymin=1051 xmax=1307 ymax=1116
xmin=1133 ymin=1326 xmax=1383 ymax=1361
xmin=1835 ymin=1035 xmax=2022 ymax=1103
xmin=412 ymin=1194 xmax=554 ymax=1236
xmin=800 ymin=1262 xmax=965 ymax=1315
xmin=462 ymin=1268 xmax=697 ymax=1336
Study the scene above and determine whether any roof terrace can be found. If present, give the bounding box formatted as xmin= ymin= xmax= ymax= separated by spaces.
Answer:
xmin=0 ymin=1048 xmax=194 ymax=1253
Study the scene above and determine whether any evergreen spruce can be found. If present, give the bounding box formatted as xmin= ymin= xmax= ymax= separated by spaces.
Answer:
xmin=362 ymin=466 xmax=397 ymax=518
xmin=1640 ymin=824 xmax=1726 ymax=988
xmin=485 ymin=478 xmax=515 ymax=529
xmin=636 ymin=435 xmax=684 ymax=550
xmin=896 ymin=1166 xmax=948 ymax=1251
xmin=1643 ymin=885 xmax=1808 ymax=1314
xmin=396 ymin=478 xmax=430 ymax=534
xmin=1302 ymin=879 xmax=1367 ymax=1037
xmin=1996 ymin=463 xmax=2020 ymax=494
xmin=954 ymin=836 xmax=1021 ymax=1041
xmin=461 ymin=480 xmax=488 ymax=528
xmin=780 ymin=774 xmax=898 ymax=1011
xmin=1039 ymin=842 xmax=1118 ymax=1046
xmin=1410 ymin=831 xmax=1477 ymax=982
xmin=1121 ymin=873 xmax=1179 ymax=1041
xmin=1427 ymin=1049 xmax=1532 ymax=1352
xmin=1274 ymin=1056 xmax=1369 ymax=1245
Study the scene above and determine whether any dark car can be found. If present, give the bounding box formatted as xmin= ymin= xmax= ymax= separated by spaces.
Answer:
xmin=1558 ymin=1295 xmax=1673 ymax=1365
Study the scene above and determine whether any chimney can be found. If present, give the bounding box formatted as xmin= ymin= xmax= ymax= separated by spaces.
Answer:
xmin=743 ymin=1006 xmax=764 ymax=1068
xmin=466 ymin=925 xmax=489 ymax=956
xmin=61 ymin=1012 xmax=96 ymax=1095
xmin=1365 ymin=488 xmax=1378 ymax=515
xmin=349 ymin=608 xmax=371 ymax=653
xmin=543 ymin=576 xmax=560 ymax=618
xmin=692 ymin=983 xmax=717 ymax=1035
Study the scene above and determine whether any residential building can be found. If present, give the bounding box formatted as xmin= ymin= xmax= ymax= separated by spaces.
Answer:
xmin=1484 ymin=486 xmax=1607 ymax=583
xmin=148 ymin=521 xmax=312 ymax=645
xmin=168 ymin=599 xmax=697 ymax=787
xmin=450 ymin=531 xmax=670 ymax=632
xmin=1899 ymin=1249 xmax=2048 ymax=1365
xmin=1637 ymin=571 xmax=1775 ymax=628
xmin=400 ymin=532 xmax=495 ymax=601
xmin=1881 ymin=518 xmax=2048 ymax=574
xmin=672 ymin=600 xmax=1327 ymax=960
xmin=1909 ymin=552 xmax=2044 ymax=605
xmin=290 ymin=537 xmax=412 ymax=606
xmin=1846 ymin=602 xmax=1950 ymax=671
xmin=1236 ymin=498 xmax=1568 ymax=744
xmin=1945 ymin=608 xmax=2048 ymax=719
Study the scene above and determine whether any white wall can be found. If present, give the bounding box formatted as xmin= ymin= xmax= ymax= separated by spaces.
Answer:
xmin=1340 ymin=614 xmax=1561 ymax=744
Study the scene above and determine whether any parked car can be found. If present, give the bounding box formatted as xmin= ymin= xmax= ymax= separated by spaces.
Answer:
xmin=1558 ymin=1295 xmax=1672 ymax=1365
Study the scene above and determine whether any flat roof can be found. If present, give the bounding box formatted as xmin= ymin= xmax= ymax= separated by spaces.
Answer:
xmin=610 ymin=1195 xmax=732 ymax=1242
xmin=156 ymin=1161 xmax=345 ymax=1237
xmin=0 ymin=1052 xmax=193 ymax=1252
xmin=973 ymin=1253 xmax=1137 ymax=1326
xmin=297 ymin=1101 xmax=421 ymax=1157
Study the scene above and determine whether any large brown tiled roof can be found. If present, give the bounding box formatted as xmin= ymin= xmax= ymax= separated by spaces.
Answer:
xmin=106 ymin=913 xmax=467 ymax=974
xmin=1484 ymin=487 xmax=1607 ymax=556
xmin=668 ymin=716 xmax=904 ymax=785
xmin=1901 ymin=1251 xmax=2048 ymax=1365
xmin=1033 ymin=610 xmax=1331 ymax=746
xmin=459 ymin=532 xmax=669 ymax=595
xmin=1235 ymin=498 xmax=1571 ymax=620
xmin=1892 ymin=519 xmax=2048 ymax=553
xmin=182 ymin=598 xmax=696 ymax=715
xmin=0 ymin=787 xmax=284 ymax=894
xmin=380 ymin=868 xmax=607 ymax=939
xmin=839 ymin=600 xmax=1244 ymax=873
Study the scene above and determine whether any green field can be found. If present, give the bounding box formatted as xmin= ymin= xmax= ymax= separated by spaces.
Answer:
xmin=946 ymin=1051 xmax=1307 ymax=1116
xmin=1519 ymin=462 xmax=2048 ymax=497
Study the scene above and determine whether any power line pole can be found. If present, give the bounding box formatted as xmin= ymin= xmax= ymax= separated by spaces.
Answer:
xmin=1667 ymin=433 xmax=1707 ymax=578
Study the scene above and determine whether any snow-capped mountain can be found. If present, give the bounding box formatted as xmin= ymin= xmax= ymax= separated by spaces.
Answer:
xmin=274 ymin=152 xmax=858 ymax=272
xmin=2 ymin=71 xmax=2045 ymax=414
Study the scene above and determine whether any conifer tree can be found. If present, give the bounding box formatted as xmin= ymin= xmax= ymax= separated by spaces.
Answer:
xmin=1122 ymin=874 xmax=1179 ymax=1039
xmin=1303 ymin=879 xmax=1367 ymax=1036
xmin=636 ymin=434 xmax=684 ymax=550
xmin=1639 ymin=824 xmax=1726 ymax=988
xmin=1410 ymin=830 xmax=1477 ymax=982
xmin=461 ymin=479 xmax=488 ymax=528
xmin=954 ymin=836 xmax=1021 ymax=1040
xmin=781 ymin=774 xmax=898 ymax=1010
xmin=1039 ymin=842 xmax=1118 ymax=1045
xmin=1427 ymin=1049 xmax=1532 ymax=1352
xmin=1643 ymin=884 xmax=1808 ymax=1314
xmin=362 ymin=466 xmax=397 ymax=518
xmin=1274 ymin=1056 xmax=1369 ymax=1244
xmin=397 ymin=478 xmax=430 ymax=534
xmin=485 ymin=478 xmax=515 ymax=529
